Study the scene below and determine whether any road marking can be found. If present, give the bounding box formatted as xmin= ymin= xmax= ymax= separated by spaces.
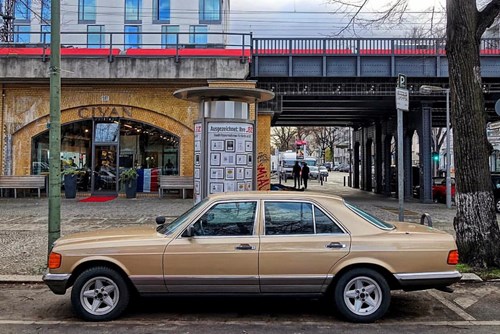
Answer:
xmin=428 ymin=290 xmax=476 ymax=321
xmin=0 ymin=319 xmax=499 ymax=327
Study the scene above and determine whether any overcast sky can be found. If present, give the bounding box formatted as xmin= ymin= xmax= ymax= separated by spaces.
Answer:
xmin=230 ymin=0 xmax=447 ymax=38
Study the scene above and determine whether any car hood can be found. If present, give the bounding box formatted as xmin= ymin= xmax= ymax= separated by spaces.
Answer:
xmin=54 ymin=225 xmax=165 ymax=247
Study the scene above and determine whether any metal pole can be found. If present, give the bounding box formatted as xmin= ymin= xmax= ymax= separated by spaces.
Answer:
xmin=48 ymin=0 xmax=61 ymax=254
xmin=445 ymin=89 xmax=452 ymax=209
xmin=397 ymin=108 xmax=404 ymax=221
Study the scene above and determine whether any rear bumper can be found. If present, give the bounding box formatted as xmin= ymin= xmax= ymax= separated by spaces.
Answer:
xmin=394 ymin=271 xmax=462 ymax=290
xmin=43 ymin=273 xmax=71 ymax=295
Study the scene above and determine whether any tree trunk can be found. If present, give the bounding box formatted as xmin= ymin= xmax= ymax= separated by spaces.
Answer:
xmin=447 ymin=0 xmax=500 ymax=268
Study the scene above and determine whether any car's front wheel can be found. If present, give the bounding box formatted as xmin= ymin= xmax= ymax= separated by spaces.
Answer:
xmin=333 ymin=268 xmax=390 ymax=323
xmin=495 ymin=198 xmax=500 ymax=213
xmin=71 ymin=266 xmax=130 ymax=321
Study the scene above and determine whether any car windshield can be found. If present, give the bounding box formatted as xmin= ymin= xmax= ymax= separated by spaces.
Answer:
xmin=157 ymin=198 xmax=209 ymax=235
xmin=344 ymin=202 xmax=395 ymax=230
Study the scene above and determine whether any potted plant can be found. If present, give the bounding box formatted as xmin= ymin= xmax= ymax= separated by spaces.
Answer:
xmin=120 ymin=168 xmax=138 ymax=198
xmin=62 ymin=168 xmax=79 ymax=199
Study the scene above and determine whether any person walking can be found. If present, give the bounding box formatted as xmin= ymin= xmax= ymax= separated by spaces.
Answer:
xmin=293 ymin=161 xmax=302 ymax=189
xmin=302 ymin=162 xmax=310 ymax=190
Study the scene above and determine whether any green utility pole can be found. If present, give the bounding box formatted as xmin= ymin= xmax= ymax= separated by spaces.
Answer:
xmin=48 ymin=0 xmax=61 ymax=254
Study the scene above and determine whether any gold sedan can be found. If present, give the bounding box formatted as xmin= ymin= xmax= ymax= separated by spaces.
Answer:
xmin=43 ymin=192 xmax=460 ymax=323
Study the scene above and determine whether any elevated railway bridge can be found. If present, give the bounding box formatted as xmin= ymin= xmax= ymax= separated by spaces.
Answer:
xmin=1 ymin=33 xmax=500 ymax=202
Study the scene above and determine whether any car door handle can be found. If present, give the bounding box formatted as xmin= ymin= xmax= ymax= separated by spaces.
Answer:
xmin=326 ymin=242 xmax=346 ymax=249
xmin=235 ymin=243 xmax=255 ymax=250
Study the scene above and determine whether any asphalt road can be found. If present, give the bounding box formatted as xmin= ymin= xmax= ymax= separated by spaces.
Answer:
xmin=0 ymin=282 xmax=499 ymax=333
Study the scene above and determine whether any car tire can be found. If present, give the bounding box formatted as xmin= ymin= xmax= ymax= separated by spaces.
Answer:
xmin=71 ymin=266 xmax=130 ymax=321
xmin=496 ymin=198 xmax=500 ymax=213
xmin=333 ymin=268 xmax=391 ymax=323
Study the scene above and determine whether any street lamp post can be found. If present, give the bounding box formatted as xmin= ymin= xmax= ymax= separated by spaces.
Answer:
xmin=420 ymin=85 xmax=452 ymax=209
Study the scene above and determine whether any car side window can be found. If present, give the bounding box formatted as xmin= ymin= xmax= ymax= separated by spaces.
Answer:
xmin=265 ymin=202 xmax=314 ymax=235
xmin=192 ymin=201 xmax=256 ymax=237
xmin=314 ymin=207 xmax=344 ymax=234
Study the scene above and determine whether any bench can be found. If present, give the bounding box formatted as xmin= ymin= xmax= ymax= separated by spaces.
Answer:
xmin=158 ymin=175 xmax=194 ymax=199
xmin=0 ymin=175 xmax=46 ymax=198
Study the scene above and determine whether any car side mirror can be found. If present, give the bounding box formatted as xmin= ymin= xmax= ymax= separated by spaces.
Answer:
xmin=182 ymin=225 xmax=195 ymax=238
xmin=155 ymin=216 xmax=166 ymax=225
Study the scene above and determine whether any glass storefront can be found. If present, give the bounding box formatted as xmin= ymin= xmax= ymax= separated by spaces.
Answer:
xmin=31 ymin=118 xmax=180 ymax=194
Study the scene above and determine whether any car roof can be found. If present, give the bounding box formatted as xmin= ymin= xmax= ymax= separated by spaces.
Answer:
xmin=207 ymin=191 xmax=344 ymax=203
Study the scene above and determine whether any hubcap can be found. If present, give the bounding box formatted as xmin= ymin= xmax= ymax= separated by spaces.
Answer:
xmin=343 ymin=276 xmax=382 ymax=316
xmin=80 ymin=276 xmax=119 ymax=316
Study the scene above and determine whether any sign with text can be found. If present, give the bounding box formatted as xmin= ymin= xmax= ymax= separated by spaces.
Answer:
xmin=398 ymin=73 xmax=407 ymax=89
xmin=206 ymin=122 xmax=254 ymax=196
xmin=396 ymin=87 xmax=409 ymax=111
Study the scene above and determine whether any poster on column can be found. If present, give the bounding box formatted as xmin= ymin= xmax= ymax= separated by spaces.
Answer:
xmin=207 ymin=122 xmax=254 ymax=195
xmin=194 ymin=122 xmax=203 ymax=203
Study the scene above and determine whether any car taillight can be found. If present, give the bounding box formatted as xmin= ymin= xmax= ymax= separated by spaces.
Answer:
xmin=48 ymin=252 xmax=62 ymax=269
xmin=447 ymin=250 xmax=459 ymax=265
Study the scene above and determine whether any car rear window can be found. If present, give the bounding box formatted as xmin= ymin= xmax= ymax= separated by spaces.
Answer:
xmin=344 ymin=202 xmax=394 ymax=230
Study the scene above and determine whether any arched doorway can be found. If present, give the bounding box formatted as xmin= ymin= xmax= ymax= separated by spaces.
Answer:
xmin=31 ymin=118 xmax=179 ymax=195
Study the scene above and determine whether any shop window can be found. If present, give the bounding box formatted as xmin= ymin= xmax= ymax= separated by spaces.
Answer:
xmin=32 ymin=119 xmax=180 ymax=193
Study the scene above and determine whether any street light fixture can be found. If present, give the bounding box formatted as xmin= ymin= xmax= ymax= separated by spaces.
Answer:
xmin=419 ymin=85 xmax=452 ymax=209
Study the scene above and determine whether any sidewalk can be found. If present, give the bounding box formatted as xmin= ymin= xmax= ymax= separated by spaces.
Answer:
xmin=0 ymin=172 xmax=474 ymax=278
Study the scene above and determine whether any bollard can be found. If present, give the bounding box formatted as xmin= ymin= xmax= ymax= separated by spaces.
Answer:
xmin=320 ymin=174 xmax=324 ymax=186
xmin=420 ymin=213 xmax=433 ymax=227
xmin=344 ymin=176 xmax=346 ymax=187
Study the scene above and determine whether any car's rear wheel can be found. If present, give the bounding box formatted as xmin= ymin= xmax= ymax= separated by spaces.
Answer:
xmin=71 ymin=266 xmax=130 ymax=321
xmin=333 ymin=268 xmax=390 ymax=323
xmin=495 ymin=198 xmax=500 ymax=213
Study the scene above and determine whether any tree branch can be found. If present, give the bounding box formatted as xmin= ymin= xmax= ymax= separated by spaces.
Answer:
xmin=477 ymin=0 xmax=500 ymax=38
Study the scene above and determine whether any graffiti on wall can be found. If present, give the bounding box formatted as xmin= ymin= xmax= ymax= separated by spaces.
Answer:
xmin=257 ymin=151 xmax=270 ymax=191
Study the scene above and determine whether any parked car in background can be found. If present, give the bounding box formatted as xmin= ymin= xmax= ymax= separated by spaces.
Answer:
xmin=308 ymin=166 xmax=320 ymax=179
xmin=323 ymin=162 xmax=333 ymax=171
xmin=44 ymin=192 xmax=460 ymax=323
xmin=432 ymin=177 xmax=456 ymax=203
xmin=413 ymin=177 xmax=456 ymax=204
xmin=334 ymin=164 xmax=350 ymax=172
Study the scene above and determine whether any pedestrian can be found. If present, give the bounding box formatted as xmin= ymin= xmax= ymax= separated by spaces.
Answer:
xmin=302 ymin=162 xmax=310 ymax=189
xmin=293 ymin=161 xmax=301 ymax=189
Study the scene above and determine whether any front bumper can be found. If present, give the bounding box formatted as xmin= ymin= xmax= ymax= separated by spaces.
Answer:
xmin=42 ymin=272 xmax=71 ymax=295
xmin=394 ymin=271 xmax=462 ymax=291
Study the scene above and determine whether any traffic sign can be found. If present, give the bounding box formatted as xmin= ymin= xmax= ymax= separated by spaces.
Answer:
xmin=396 ymin=87 xmax=409 ymax=111
xmin=398 ymin=73 xmax=407 ymax=89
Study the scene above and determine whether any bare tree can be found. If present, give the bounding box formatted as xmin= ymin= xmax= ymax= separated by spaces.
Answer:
xmin=271 ymin=127 xmax=297 ymax=152
xmin=447 ymin=0 xmax=500 ymax=268
xmin=0 ymin=0 xmax=15 ymax=42
xmin=1 ymin=0 xmax=51 ymax=42
xmin=327 ymin=0 xmax=500 ymax=268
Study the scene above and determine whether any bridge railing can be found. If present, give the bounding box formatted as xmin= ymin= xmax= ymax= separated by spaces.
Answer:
xmin=0 ymin=31 xmax=253 ymax=62
xmin=253 ymin=37 xmax=500 ymax=55
xmin=2 ymin=33 xmax=500 ymax=60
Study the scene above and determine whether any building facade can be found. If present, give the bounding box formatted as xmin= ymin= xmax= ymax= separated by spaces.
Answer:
xmin=1 ymin=0 xmax=230 ymax=48
xmin=0 ymin=78 xmax=273 ymax=196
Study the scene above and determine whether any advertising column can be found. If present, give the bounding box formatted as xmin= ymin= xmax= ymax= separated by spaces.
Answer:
xmin=206 ymin=122 xmax=254 ymax=196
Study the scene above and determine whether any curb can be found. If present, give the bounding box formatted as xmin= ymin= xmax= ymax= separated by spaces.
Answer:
xmin=0 ymin=275 xmax=43 ymax=283
xmin=460 ymin=273 xmax=483 ymax=282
